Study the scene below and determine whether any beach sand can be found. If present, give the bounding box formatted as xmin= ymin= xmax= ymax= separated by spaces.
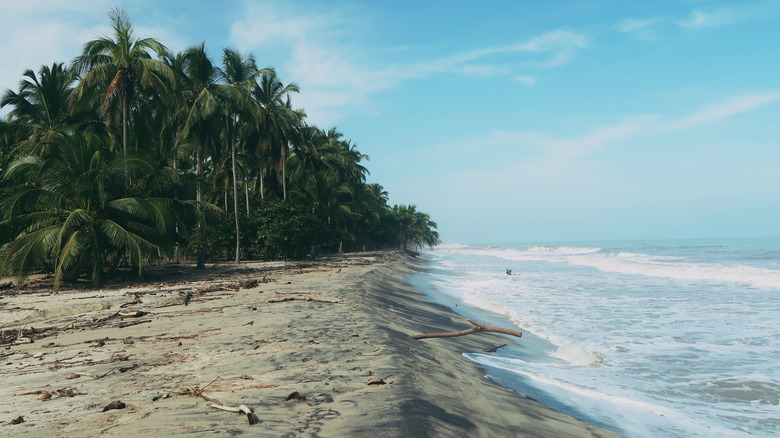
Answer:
xmin=0 ymin=252 xmax=620 ymax=437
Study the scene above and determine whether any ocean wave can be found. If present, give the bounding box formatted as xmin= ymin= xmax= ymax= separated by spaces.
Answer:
xmin=465 ymin=353 xmax=718 ymax=438
xmin=548 ymin=344 xmax=608 ymax=368
xmin=466 ymin=245 xmax=780 ymax=289
xmin=434 ymin=243 xmax=473 ymax=250
xmin=528 ymin=246 xmax=602 ymax=255
xmin=566 ymin=254 xmax=780 ymax=289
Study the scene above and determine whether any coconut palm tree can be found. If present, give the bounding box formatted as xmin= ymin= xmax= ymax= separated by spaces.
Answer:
xmin=316 ymin=128 xmax=369 ymax=186
xmin=390 ymin=204 xmax=439 ymax=250
xmin=0 ymin=130 xmax=183 ymax=288
xmin=0 ymin=63 xmax=75 ymax=156
xmin=71 ymin=8 xmax=172 ymax=183
xmin=178 ymin=43 xmax=228 ymax=268
xmin=218 ymin=48 xmax=270 ymax=263
xmin=251 ymin=72 xmax=300 ymax=200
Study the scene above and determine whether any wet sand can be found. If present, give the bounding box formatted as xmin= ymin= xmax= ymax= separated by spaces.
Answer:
xmin=0 ymin=252 xmax=620 ymax=437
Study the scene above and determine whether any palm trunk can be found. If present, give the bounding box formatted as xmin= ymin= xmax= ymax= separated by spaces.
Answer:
xmin=244 ymin=177 xmax=250 ymax=215
xmin=231 ymin=116 xmax=240 ymax=264
xmin=122 ymin=97 xmax=129 ymax=188
xmin=196 ymin=148 xmax=205 ymax=269
xmin=259 ymin=167 xmax=264 ymax=200
xmin=281 ymin=143 xmax=287 ymax=200
xmin=173 ymin=158 xmax=180 ymax=264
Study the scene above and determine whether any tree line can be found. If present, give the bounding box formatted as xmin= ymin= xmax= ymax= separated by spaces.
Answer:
xmin=0 ymin=9 xmax=438 ymax=288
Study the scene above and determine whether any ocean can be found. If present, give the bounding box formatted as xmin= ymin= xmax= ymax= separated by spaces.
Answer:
xmin=412 ymin=238 xmax=779 ymax=437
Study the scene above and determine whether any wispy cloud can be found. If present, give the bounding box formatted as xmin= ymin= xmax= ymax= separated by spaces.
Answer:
xmin=0 ymin=2 xmax=190 ymax=117
xmin=617 ymin=2 xmax=777 ymax=42
xmin=229 ymin=2 xmax=588 ymax=126
xmin=515 ymin=75 xmax=536 ymax=86
xmin=435 ymin=91 xmax=780 ymax=167
xmin=617 ymin=18 xmax=662 ymax=40
xmin=677 ymin=7 xmax=735 ymax=28
xmin=664 ymin=91 xmax=780 ymax=131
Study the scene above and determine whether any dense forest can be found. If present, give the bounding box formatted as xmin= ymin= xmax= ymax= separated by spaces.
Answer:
xmin=0 ymin=9 xmax=438 ymax=288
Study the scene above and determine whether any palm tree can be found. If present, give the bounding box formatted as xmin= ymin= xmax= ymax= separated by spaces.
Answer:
xmin=178 ymin=43 xmax=226 ymax=268
xmin=316 ymin=128 xmax=369 ymax=187
xmin=1 ymin=63 xmax=75 ymax=156
xmin=390 ymin=204 xmax=439 ymax=250
xmin=218 ymin=48 xmax=269 ymax=263
xmin=351 ymin=183 xmax=390 ymax=251
xmin=0 ymin=130 xmax=182 ymax=288
xmin=251 ymin=72 xmax=300 ymax=200
xmin=71 ymin=8 xmax=172 ymax=183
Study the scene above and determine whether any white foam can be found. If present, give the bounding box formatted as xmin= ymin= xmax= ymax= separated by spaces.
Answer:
xmin=548 ymin=344 xmax=608 ymax=367
xmin=466 ymin=353 xmax=737 ymax=438
xmin=528 ymin=246 xmax=602 ymax=255
xmin=453 ymin=245 xmax=780 ymax=289
xmin=567 ymin=254 xmax=780 ymax=289
xmin=423 ymin=240 xmax=780 ymax=437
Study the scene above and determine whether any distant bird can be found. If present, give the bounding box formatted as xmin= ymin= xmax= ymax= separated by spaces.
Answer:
xmin=506 ymin=269 xmax=512 ymax=275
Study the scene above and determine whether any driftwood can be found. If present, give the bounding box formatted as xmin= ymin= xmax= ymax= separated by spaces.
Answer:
xmin=102 ymin=400 xmax=126 ymax=412
xmin=66 ymin=372 xmax=96 ymax=379
xmin=268 ymin=296 xmax=343 ymax=304
xmin=285 ymin=391 xmax=306 ymax=401
xmin=209 ymin=403 xmax=258 ymax=425
xmin=409 ymin=319 xmax=523 ymax=340
xmin=15 ymin=388 xmax=79 ymax=399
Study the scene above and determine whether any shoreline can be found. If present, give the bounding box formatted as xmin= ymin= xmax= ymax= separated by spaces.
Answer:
xmin=0 ymin=252 xmax=620 ymax=436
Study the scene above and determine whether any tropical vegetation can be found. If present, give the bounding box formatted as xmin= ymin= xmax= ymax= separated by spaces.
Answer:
xmin=0 ymin=9 xmax=438 ymax=288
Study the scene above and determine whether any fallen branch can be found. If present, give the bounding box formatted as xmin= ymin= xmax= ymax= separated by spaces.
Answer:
xmin=118 ymin=319 xmax=152 ymax=329
xmin=14 ymin=389 xmax=51 ymax=396
xmin=268 ymin=296 xmax=342 ymax=304
xmin=66 ymin=372 xmax=97 ymax=379
xmin=15 ymin=388 xmax=79 ymax=399
xmin=208 ymin=403 xmax=258 ymax=425
xmin=409 ymin=319 xmax=522 ymax=340
xmin=174 ymin=377 xmax=221 ymax=404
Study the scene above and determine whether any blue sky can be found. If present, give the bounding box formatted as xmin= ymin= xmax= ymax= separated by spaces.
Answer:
xmin=2 ymin=0 xmax=780 ymax=243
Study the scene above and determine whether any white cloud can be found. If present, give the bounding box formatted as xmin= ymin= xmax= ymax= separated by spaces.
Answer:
xmin=618 ymin=19 xmax=654 ymax=33
xmin=515 ymin=75 xmax=536 ymax=86
xmin=617 ymin=18 xmax=661 ymax=40
xmin=618 ymin=2 xmax=775 ymax=42
xmin=0 ymin=2 xmax=112 ymax=114
xmin=0 ymin=2 xmax=184 ymax=117
xmin=677 ymin=8 xmax=735 ymax=28
xmin=678 ymin=7 xmax=734 ymax=28
xmin=229 ymin=2 xmax=589 ymax=126
xmin=664 ymin=92 xmax=780 ymax=131
xmin=432 ymin=91 xmax=780 ymax=170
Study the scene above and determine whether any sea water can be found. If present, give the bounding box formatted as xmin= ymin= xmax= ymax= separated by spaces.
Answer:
xmin=414 ymin=238 xmax=780 ymax=437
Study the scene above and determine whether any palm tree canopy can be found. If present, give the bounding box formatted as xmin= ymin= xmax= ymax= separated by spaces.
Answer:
xmin=71 ymin=8 xmax=173 ymax=116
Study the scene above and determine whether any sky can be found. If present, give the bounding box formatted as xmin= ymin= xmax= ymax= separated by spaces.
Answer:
xmin=2 ymin=0 xmax=780 ymax=244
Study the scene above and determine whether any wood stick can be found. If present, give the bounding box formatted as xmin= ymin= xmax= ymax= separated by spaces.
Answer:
xmin=409 ymin=319 xmax=522 ymax=340
xmin=209 ymin=403 xmax=241 ymax=412
xmin=14 ymin=389 xmax=50 ymax=396
xmin=208 ymin=403 xmax=258 ymax=424
xmin=268 ymin=296 xmax=342 ymax=304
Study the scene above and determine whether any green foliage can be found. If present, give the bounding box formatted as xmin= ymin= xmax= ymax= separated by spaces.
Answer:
xmin=0 ymin=131 xmax=198 ymax=287
xmin=0 ymin=8 xmax=438 ymax=288
xmin=245 ymin=199 xmax=332 ymax=260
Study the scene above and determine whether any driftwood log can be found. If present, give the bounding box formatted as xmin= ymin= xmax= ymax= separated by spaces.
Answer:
xmin=209 ymin=403 xmax=258 ymax=425
xmin=268 ymin=296 xmax=342 ymax=304
xmin=409 ymin=319 xmax=522 ymax=340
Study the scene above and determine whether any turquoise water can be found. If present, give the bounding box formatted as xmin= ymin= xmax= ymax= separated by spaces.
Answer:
xmin=416 ymin=238 xmax=780 ymax=437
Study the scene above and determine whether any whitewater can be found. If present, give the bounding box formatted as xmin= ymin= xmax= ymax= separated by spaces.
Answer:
xmin=414 ymin=238 xmax=780 ymax=437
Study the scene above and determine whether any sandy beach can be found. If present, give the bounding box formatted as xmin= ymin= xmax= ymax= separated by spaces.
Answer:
xmin=0 ymin=252 xmax=620 ymax=437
